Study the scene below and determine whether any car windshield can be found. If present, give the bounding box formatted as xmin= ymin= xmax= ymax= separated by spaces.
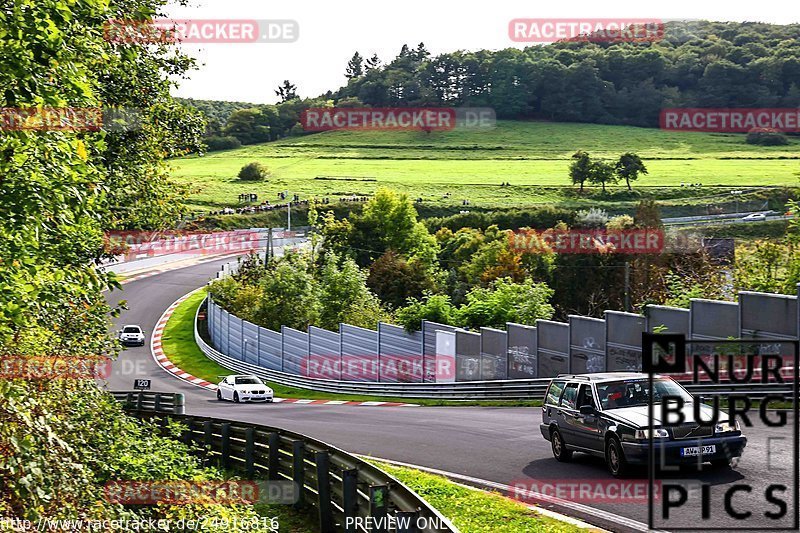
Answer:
xmin=596 ymin=378 xmax=692 ymax=409
xmin=235 ymin=377 xmax=262 ymax=385
xmin=122 ymin=326 xmax=141 ymax=333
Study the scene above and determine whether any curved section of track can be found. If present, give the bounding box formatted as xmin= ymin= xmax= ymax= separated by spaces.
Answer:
xmin=106 ymin=257 xmax=787 ymax=532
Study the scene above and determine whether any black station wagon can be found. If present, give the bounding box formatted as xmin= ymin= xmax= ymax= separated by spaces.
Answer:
xmin=540 ymin=372 xmax=747 ymax=476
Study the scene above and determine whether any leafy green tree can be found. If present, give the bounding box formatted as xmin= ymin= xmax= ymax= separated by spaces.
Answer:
xmin=569 ymin=151 xmax=592 ymax=192
xmin=346 ymin=52 xmax=364 ymax=79
xmin=395 ymin=294 xmax=457 ymax=332
xmin=367 ymin=251 xmax=437 ymax=308
xmin=588 ymin=160 xmax=617 ymax=192
xmin=238 ymin=161 xmax=270 ymax=181
xmin=455 ymin=278 xmax=555 ymax=329
xmin=255 ymin=254 xmax=320 ymax=330
xmin=317 ymin=253 xmax=386 ymax=329
xmin=351 ymin=189 xmax=438 ymax=266
xmin=614 ymin=153 xmax=648 ymax=190
xmin=275 ymin=80 xmax=298 ymax=102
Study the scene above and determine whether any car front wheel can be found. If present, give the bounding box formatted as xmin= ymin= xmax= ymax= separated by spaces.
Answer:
xmin=217 ymin=390 xmax=223 ymax=401
xmin=606 ymin=436 xmax=628 ymax=477
xmin=233 ymin=392 xmax=240 ymax=403
xmin=550 ymin=428 xmax=572 ymax=462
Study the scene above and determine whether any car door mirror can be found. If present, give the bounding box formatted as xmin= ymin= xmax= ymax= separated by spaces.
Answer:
xmin=579 ymin=405 xmax=595 ymax=416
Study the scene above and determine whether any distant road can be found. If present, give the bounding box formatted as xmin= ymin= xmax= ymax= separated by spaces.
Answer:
xmin=663 ymin=212 xmax=791 ymax=226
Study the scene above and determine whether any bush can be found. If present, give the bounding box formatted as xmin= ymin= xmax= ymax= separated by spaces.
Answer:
xmin=746 ymin=128 xmax=789 ymax=146
xmin=238 ymin=161 xmax=270 ymax=181
xmin=204 ymin=135 xmax=242 ymax=151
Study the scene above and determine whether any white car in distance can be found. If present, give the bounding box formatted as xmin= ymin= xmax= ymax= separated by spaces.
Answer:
xmin=741 ymin=213 xmax=767 ymax=222
xmin=217 ymin=375 xmax=274 ymax=403
xmin=118 ymin=325 xmax=145 ymax=347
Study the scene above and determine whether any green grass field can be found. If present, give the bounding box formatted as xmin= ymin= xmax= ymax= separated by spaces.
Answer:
xmin=171 ymin=120 xmax=800 ymax=211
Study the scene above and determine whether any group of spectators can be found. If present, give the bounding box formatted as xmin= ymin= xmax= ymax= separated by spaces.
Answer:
xmin=202 ymin=193 xmax=373 ymax=217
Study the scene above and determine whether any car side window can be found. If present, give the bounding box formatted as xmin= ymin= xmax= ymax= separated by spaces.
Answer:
xmin=560 ymin=383 xmax=578 ymax=410
xmin=545 ymin=380 xmax=566 ymax=405
xmin=576 ymin=385 xmax=595 ymax=409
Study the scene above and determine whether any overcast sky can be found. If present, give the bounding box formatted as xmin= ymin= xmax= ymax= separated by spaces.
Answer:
xmin=165 ymin=0 xmax=800 ymax=104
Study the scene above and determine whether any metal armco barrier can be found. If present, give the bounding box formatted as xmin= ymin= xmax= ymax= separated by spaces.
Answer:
xmin=111 ymin=391 xmax=185 ymax=414
xmin=117 ymin=401 xmax=457 ymax=533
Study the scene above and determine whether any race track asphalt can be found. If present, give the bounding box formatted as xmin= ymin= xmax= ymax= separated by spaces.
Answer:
xmin=104 ymin=257 xmax=799 ymax=532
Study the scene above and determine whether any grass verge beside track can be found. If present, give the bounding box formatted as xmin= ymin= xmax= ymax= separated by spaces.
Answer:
xmin=371 ymin=462 xmax=586 ymax=532
xmin=160 ymin=290 xmax=540 ymax=407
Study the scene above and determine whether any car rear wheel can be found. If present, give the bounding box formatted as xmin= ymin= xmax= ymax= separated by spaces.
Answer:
xmin=711 ymin=458 xmax=732 ymax=468
xmin=606 ymin=436 xmax=628 ymax=477
xmin=233 ymin=392 xmax=240 ymax=403
xmin=550 ymin=428 xmax=572 ymax=462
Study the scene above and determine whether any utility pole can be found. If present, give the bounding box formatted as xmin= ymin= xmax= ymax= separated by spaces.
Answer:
xmin=624 ymin=261 xmax=631 ymax=312
xmin=283 ymin=190 xmax=291 ymax=231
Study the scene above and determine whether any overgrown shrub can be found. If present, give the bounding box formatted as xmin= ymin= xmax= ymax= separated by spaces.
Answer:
xmin=746 ymin=128 xmax=789 ymax=146
xmin=238 ymin=161 xmax=270 ymax=181
xmin=205 ymin=135 xmax=242 ymax=151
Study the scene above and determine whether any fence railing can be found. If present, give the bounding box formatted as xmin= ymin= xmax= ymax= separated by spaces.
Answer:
xmin=113 ymin=393 xmax=457 ymax=533
xmin=110 ymin=391 xmax=185 ymax=414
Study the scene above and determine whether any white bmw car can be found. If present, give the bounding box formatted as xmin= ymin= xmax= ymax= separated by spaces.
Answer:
xmin=216 ymin=375 xmax=274 ymax=403
xmin=118 ymin=325 xmax=146 ymax=347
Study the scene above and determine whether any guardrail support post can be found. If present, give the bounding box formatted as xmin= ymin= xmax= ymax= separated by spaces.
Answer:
xmin=244 ymin=427 xmax=255 ymax=479
xmin=315 ymin=451 xmax=334 ymax=533
xmin=268 ymin=432 xmax=280 ymax=480
xmin=203 ymin=421 xmax=213 ymax=466
xmin=221 ymin=423 xmax=232 ymax=469
xmin=154 ymin=394 xmax=162 ymax=412
xmin=181 ymin=417 xmax=194 ymax=446
xmin=292 ymin=441 xmax=305 ymax=510
xmin=125 ymin=392 xmax=133 ymax=408
xmin=342 ymin=469 xmax=359 ymax=532
xmin=396 ymin=511 xmax=419 ymax=533
xmin=136 ymin=392 xmax=143 ymax=410
xmin=369 ymin=485 xmax=389 ymax=533
xmin=174 ymin=393 xmax=184 ymax=414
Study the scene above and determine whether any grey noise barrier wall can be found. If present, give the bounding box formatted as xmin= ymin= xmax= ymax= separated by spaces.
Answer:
xmin=569 ymin=315 xmax=606 ymax=374
xmin=739 ymin=291 xmax=799 ymax=340
xmin=455 ymin=329 xmax=482 ymax=381
xmin=645 ymin=305 xmax=690 ymax=335
xmin=282 ymin=326 xmax=308 ymax=375
xmin=204 ymin=258 xmax=800 ymax=392
xmin=507 ymin=323 xmax=537 ymax=379
xmin=605 ymin=311 xmax=645 ymax=372
xmin=480 ymin=327 xmax=508 ymax=380
xmin=378 ymin=322 xmax=423 ymax=383
xmin=340 ymin=323 xmax=378 ymax=382
xmin=308 ymin=326 xmax=340 ymax=380
xmin=422 ymin=320 xmax=456 ymax=382
xmin=537 ymin=320 xmax=569 ymax=377
xmin=689 ymin=299 xmax=739 ymax=340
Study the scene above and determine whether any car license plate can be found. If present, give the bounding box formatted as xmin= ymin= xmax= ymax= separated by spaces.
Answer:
xmin=681 ymin=445 xmax=716 ymax=457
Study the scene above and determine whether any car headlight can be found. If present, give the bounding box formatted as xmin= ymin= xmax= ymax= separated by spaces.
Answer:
xmin=715 ymin=420 xmax=741 ymax=433
xmin=635 ymin=428 xmax=669 ymax=439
